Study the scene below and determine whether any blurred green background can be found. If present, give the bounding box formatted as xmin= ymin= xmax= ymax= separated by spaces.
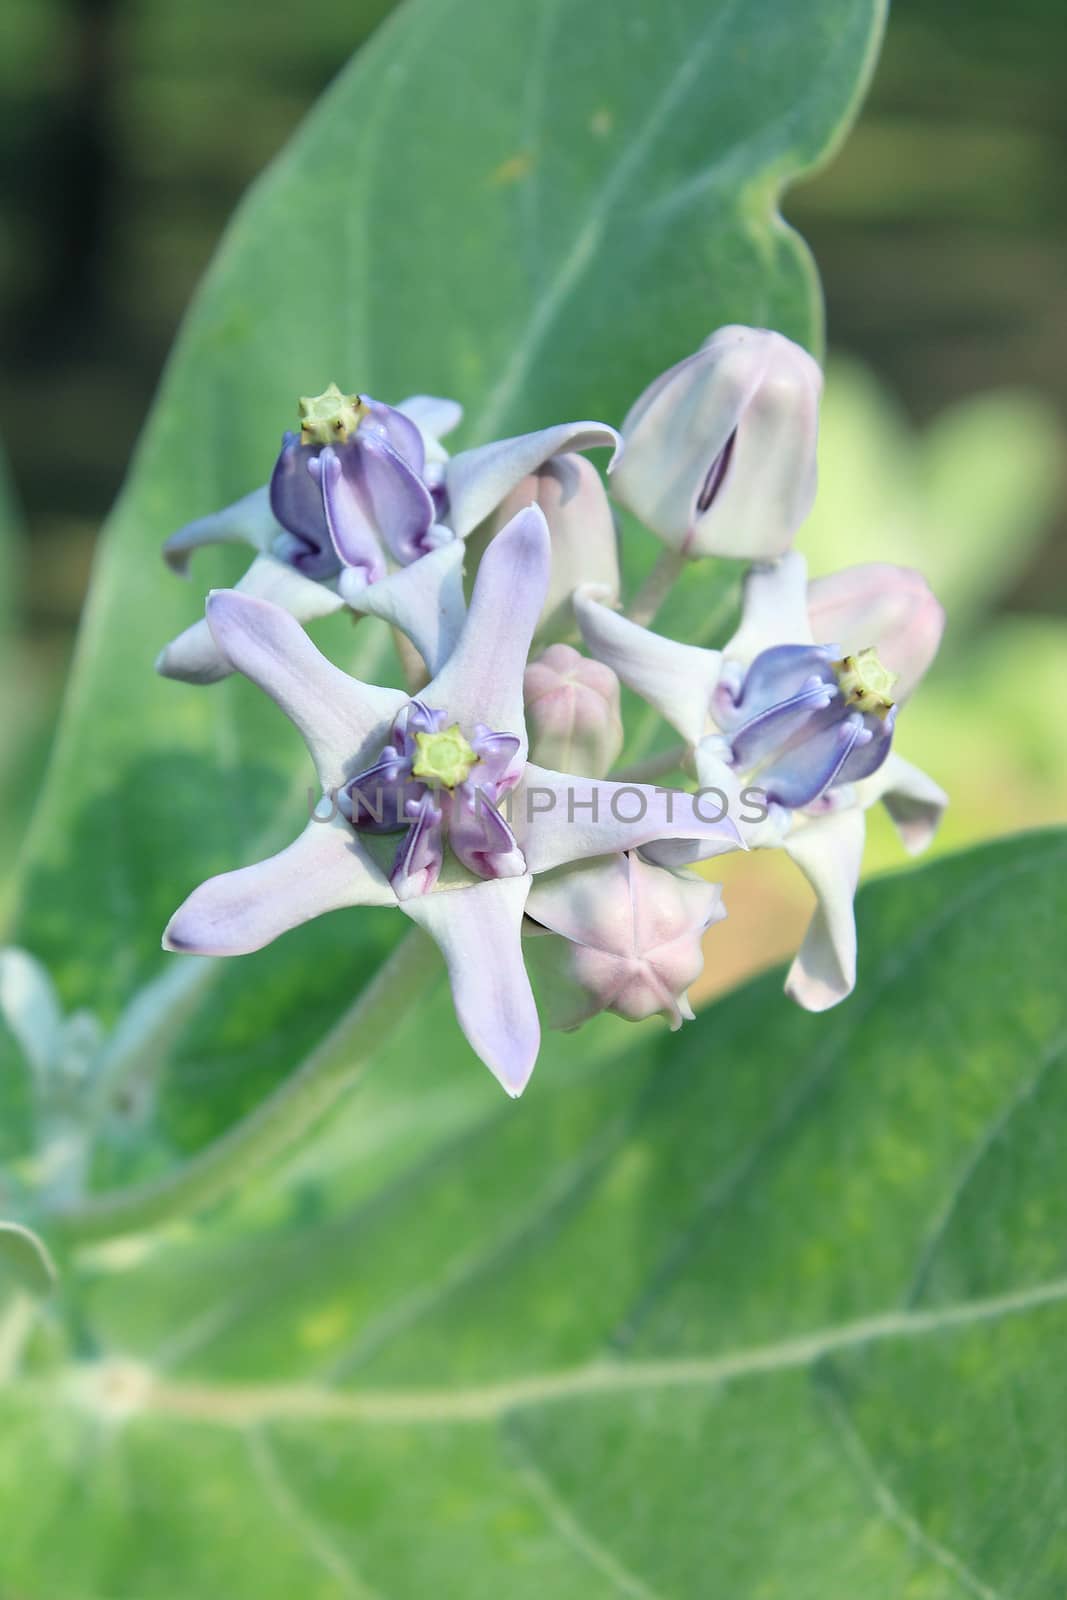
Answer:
xmin=1 ymin=0 xmax=1064 ymax=961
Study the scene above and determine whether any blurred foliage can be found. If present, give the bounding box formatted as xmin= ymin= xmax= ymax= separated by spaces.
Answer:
xmin=808 ymin=358 xmax=1067 ymax=860
xmin=806 ymin=358 xmax=1065 ymax=632
xmin=0 ymin=452 xmax=59 ymax=921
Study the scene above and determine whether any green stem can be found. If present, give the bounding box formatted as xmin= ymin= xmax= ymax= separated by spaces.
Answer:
xmin=625 ymin=549 xmax=686 ymax=628
xmin=46 ymin=928 xmax=437 ymax=1248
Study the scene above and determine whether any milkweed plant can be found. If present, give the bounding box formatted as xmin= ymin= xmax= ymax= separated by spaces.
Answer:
xmin=156 ymin=323 xmax=944 ymax=1094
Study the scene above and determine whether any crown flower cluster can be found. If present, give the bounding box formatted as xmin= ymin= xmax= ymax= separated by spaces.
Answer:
xmin=158 ymin=325 xmax=945 ymax=1092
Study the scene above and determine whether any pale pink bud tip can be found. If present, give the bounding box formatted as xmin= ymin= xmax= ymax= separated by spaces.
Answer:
xmin=807 ymin=563 xmax=945 ymax=701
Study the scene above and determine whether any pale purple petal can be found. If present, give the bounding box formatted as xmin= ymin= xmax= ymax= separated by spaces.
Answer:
xmin=269 ymin=433 xmax=332 ymax=559
xmin=724 ymin=552 xmax=814 ymax=668
xmin=752 ymin=709 xmax=880 ymax=810
xmin=574 ymin=586 xmax=720 ymax=748
xmin=515 ymin=763 xmax=742 ymax=874
xmin=338 ymin=539 xmax=467 ymax=676
xmin=163 ymin=816 xmax=396 ymax=957
xmin=400 ymin=875 xmax=539 ymax=1096
xmin=346 ymin=750 xmax=424 ymax=833
xmin=314 ymin=447 xmax=388 ymax=583
xmin=855 ymin=751 xmax=947 ymax=855
xmin=833 ymin=706 xmax=896 ymax=786
xmin=445 ymin=422 xmax=620 ymax=538
xmin=156 ymin=554 xmax=346 ymax=685
xmin=713 ymin=644 xmax=835 ymax=735
xmin=470 ymin=729 xmax=522 ymax=786
xmin=205 ymin=590 xmax=406 ymax=790
xmin=421 ymin=505 xmax=550 ymax=750
xmin=358 ymin=398 xmax=426 ymax=474
xmin=163 ymin=484 xmax=279 ymax=574
xmin=344 ymin=433 xmax=436 ymax=566
xmin=390 ymin=794 xmax=445 ymax=900
xmin=783 ymin=807 xmax=867 ymax=1011
xmin=725 ymin=682 xmax=839 ymax=782
xmin=448 ymin=785 xmax=527 ymax=880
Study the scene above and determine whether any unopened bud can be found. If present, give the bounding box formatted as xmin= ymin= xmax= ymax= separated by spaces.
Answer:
xmin=525 ymin=853 xmax=726 ymax=1030
xmin=610 ymin=325 xmax=822 ymax=560
xmin=524 ymin=643 xmax=623 ymax=778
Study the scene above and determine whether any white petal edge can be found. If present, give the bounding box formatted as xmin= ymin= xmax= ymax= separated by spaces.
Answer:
xmin=856 ymin=750 xmax=948 ymax=856
xmin=156 ymin=553 xmax=347 ymax=685
xmin=783 ymin=806 xmax=867 ymax=1012
xmin=445 ymin=422 xmax=621 ymax=539
xmin=642 ymin=742 xmax=747 ymax=866
xmin=515 ymin=763 xmax=742 ymax=874
xmin=724 ymin=551 xmax=814 ymax=667
xmin=400 ymin=874 xmax=539 ymax=1097
xmin=205 ymin=589 xmax=406 ymax=791
xmin=164 ymin=816 xmax=396 ymax=957
xmin=574 ymin=585 xmax=720 ymax=747
xmin=422 ymin=505 xmax=549 ymax=747
xmin=163 ymin=484 xmax=279 ymax=574
xmin=339 ymin=540 xmax=467 ymax=677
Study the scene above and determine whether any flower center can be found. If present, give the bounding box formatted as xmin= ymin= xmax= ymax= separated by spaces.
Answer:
xmin=834 ymin=647 xmax=897 ymax=719
xmin=411 ymin=725 xmax=478 ymax=788
xmin=298 ymin=383 xmax=369 ymax=446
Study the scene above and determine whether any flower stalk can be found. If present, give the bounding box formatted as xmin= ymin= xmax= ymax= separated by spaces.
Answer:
xmin=44 ymin=927 xmax=437 ymax=1247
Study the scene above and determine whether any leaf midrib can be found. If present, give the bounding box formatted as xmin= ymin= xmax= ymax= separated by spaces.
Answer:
xmin=40 ymin=1271 xmax=1067 ymax=1431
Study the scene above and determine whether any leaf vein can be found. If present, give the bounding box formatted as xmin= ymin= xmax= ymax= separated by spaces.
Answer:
xmin=245 ymin=1425 xmax=384 ymax=1600
xmin=75 ymin=1271 xmax=1067 ymax=1430
xmin=816 ymin=1372 xmax=1006 ymax=1600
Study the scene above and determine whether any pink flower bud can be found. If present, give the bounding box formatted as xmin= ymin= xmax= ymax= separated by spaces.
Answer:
xmin=525 ymin=853 xmax=726 ymax=1030
xmin=806 ymin=563 xmax=945 ymax=701
xmin=524 ymin=643 xmax=624 ymax=778
xmin=610 ymin=325 xmax=822 ymax=560
xmin=482 ymin=454 xmax=620 ymax=642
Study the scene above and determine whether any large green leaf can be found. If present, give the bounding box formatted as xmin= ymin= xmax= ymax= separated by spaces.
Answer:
xmin=3 ymin=831 xmax=1064 ymax=1594
xmin=7 ymin=0 xmax=885 ymax=1175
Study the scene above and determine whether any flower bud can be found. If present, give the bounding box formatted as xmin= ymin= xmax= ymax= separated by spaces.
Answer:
xmin=525 ymin=853 xmax=725 ymax=1030
xmin=480 ymin=453 xmax=620 ymax=643
xmin=806 ymin=563 xmax=945 ymax=701
xmin=524 ymin=643 xmax=623 ymax=778
xmin=610 ymin=325 xmax=822 ymax=560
